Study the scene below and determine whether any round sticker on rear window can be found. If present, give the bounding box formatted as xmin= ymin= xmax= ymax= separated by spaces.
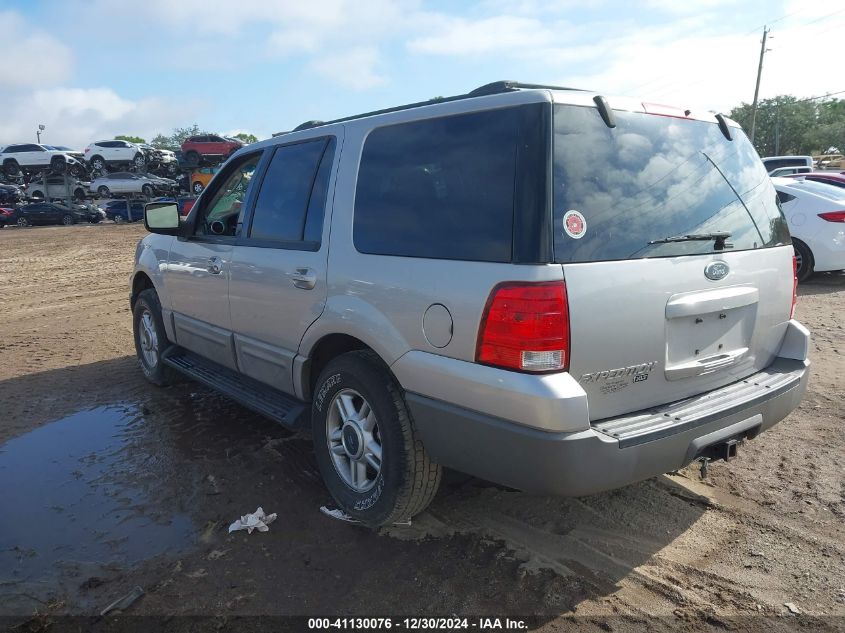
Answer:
xmin=562 ymin=210 xmax=586 ymax=239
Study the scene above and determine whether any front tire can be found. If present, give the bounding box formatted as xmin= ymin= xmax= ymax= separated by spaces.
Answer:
xmin=133 ymin=288 xmax=177 ymax=386
xmin=16 ymin=216 xmax=28 ymax=227
xmin=61 ymin=214 xmax=74 ymax=226
xmin=142 ymin=184 xmax=154 ymax=197
xmin=133 ymin=153 xmax=146 ymax=169
xmin=4 ymin=161 xmax=20 ymax=177
xmin=98 ymin=185 xmax=111 ymax=198
xmin=192 ymin=181 xmax=204 ymax=194
xmin=50 ymin=156 xmax=66 ymax=173
xmin=311 ymin=351 xmax=441 ymax=527
xmin=793 ymin=239 xmax=814 ymax=283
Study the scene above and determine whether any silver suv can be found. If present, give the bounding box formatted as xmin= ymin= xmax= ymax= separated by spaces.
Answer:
xmin=132 ymin=82 xmax=810 ymax=527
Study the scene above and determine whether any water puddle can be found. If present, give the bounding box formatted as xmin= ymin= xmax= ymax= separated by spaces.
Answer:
xmin=0 ymin=405 xmax=194 ymax=607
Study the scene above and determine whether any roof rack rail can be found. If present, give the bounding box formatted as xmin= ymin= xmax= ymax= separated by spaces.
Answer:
xmin=468 ymin=80 xmax=586 ymax=97
xmin=293 ymin=120 xmax=325 ymax=132
xmin=272 ymin=80 xmax=586 ymax=136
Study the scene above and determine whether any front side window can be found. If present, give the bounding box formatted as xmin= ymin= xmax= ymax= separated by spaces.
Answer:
xmin=248 ymin=138 xmax=333 ymax=243
xmin=552 ymin=105 xmax=790 ymax=263
xmin=196 ymin=153 xmax=261 ymax=237
xmin=354 ymin=107 xmax=520 ymax=262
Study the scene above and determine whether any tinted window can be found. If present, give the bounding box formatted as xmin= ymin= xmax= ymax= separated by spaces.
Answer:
xmin=22 ymin=145 xmax=43 ymax=152
xmin=249 ymin=139 xmax=328 ymax=242
xmin=4 ymin=145 xmax=22 ymax=153
xmin=304 ymin=138 xmax=336 ymax=243
xmin=354 ymin=107 xmax=520 ymax=262
xmin=552 ymin=105 xmax=790 ymax=263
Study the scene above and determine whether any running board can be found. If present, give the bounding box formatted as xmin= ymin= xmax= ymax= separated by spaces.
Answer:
xmin=163 ymin=349 xmax=307 ymax=430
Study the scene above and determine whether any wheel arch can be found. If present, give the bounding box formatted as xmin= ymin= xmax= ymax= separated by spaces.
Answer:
xmin=299 ymin=333 xmax=374 ymax=401
xmin=130 ymin=271 xmax=156 ymax=309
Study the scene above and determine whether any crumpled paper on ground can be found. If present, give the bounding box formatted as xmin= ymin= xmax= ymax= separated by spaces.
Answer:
xmin=228 ymin=507 xmax=277 ymax=534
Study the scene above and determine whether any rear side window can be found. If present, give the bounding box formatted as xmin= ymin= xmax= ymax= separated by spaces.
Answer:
xmin=248 ymin=138 xmax=333 ymax=244
xmin=354 ymin=107 xmax=520 ymax=262
xmin=777 ymin=190 xmax=796 ymax=204
xmin=553 ymin=105 xmax=791 ymax=263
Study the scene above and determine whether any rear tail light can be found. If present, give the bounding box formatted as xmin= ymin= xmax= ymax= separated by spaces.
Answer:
xmin=476 ymin=282 xmax=570 ymax=372
xmin=790 ymin=255 xmax=798 ymax=319
xmin=818 ymin=211 xmax=845 ymax=222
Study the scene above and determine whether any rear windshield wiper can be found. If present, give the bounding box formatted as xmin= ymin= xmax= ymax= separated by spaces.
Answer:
xmin=648 ymin=231 xmax=732 ymax=250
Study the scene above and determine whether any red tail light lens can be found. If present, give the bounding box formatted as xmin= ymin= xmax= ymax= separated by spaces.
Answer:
xmin=790 ymin=255 xmax=798 ymax=319
xmin=476 ymin=282 xmax=570 ymax=372
xmin=818 ymin=211 xmax=845 ymax=222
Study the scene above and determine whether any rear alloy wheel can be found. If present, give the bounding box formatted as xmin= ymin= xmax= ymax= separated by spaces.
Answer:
xmin=16 ymin=216 xmax=28 ymax=227
xmin=793 ymin=239 xmax=814 ymax=283
xmin=311 ymin=351 xmax=442 ymax=527
xmin=61 ymin=214 xmax=74 ymax=226
xmin=91 ymin=157 xmax=106 ymax=172
xmin=98 ymin=186 xmax=111 ymax=198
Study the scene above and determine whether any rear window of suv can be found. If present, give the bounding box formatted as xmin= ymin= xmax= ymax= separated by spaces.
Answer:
xmin=354 ymin=107 xmax=520 ymax=262
xmin=553 ymin=105 xmax=790 ymax=263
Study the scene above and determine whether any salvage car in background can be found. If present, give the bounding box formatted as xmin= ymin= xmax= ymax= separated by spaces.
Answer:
xmin=84 ymin=140 xmax=146 ymax=172
xmin=90 ymin=172 xmax=176 ymax=197
xmin=0 ymin=206 xmax=14 ymax=227
xmin=785 ymin=172 xmax=845 ymax=190
xmin=11 ymin=202 xmax=101 ymax=226
xmin=181 ymin=135 xmax=242 ymax=166
xmin=103 ymin=199 xmax=146 ymax=223
xmin=0 ymin=183 xmax=23 ymax=204
xmin=189 ymin=166 xmax=220 ymax=194
xmin=0 ymin=143 xmax=84 ymax=177
xmin=27 ymin=175 xmax=90 ymax=201
xmin=773 ymin=176 xmax=845 ymax=281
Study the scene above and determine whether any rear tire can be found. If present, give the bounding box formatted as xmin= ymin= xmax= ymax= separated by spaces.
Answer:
xmin=793 ymin=239 xmax=814 ymax=283
xmin=90 ymin=156 xmax=106 ymax=172
xmin=186 ymin=151 xmax=200 ymax=167
xmin=311 ymin=350 xmax=442 ymax=527
xmin=61 ymin=214 xmax=74 ymax=226
xmin=16 ymin=216 xmax=28 ymax=227
xmin=113 ymin=214 xmax=125 ymax=224
xmin=142 ymin=184 xmax=154 ymax=197
xmin=50 ymin=156 xmax=66 ymax=173
xmin=133 ymin=288 xmax=177 ymax=386
xmin=192 ymin=181 xmax=204 ymax=194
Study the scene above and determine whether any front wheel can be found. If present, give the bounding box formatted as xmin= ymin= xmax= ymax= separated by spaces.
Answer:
xmin=192 ymin=181 xmax=204 ymax=194
xmin=142 ymin=184 xmax=154 ymax=197
xmin=133 ymin=153 xmax=146 ymax=169
xmin=793 ymin=239 xmax=814 ymax=283
xmin=97 ymin=185 xmax=111 ymax=198
xmin=61 ymin=214 xmax=74 ymax=226
xmin=133 ymin=288 xmax=177 ymax=386
xmin=16 ymin=216 xmax=28 ymax=227
xmin=311 ymin=351 xmax=441 ymax=527
xmin=113 ymin=214 xmax=125 ymax=224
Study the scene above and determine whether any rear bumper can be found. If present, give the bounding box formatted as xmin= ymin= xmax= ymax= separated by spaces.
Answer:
xmin=405 ymin=322 xmax=810 ymax=497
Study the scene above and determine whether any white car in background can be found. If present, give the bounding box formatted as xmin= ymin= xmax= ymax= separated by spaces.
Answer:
xmin=89 ymin=172 xmax=175 ymax=197
xmin=0 ymin=143 xmax=84 ymax=177
xmin=773 ymin=176 xmax=845 ymax=281
xmin=83 ymin=140 xmax=146 ymax=172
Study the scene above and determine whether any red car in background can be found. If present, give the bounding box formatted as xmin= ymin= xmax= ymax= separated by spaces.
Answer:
xmin=785 ymin=172 xmax=845 ymax=189
xmin=0 ymin=206 xmax=15 ymax=228
xmin=180 ymin=135 xmax=243 ymax=167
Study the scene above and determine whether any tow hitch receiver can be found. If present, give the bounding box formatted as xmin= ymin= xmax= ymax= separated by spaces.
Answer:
xmin=697 ymin=438 xmax=741 ymax=479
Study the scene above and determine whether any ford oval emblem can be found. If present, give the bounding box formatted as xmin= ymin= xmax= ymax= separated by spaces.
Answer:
xmin=704 ymin=261 xmax=730 ymax=281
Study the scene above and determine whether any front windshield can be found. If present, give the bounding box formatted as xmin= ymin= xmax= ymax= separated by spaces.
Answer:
xmin=553 ymin=105 xmax=790 ymax=263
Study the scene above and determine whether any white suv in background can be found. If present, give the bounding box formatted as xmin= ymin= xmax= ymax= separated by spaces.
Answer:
xmin=83 ymin=140 xmax=146 ymax=172
xmin=0 ymin=143 xmax=84 ymax=177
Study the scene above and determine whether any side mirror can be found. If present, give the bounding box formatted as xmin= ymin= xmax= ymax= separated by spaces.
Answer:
xmin=144 ymin=202 xmax=180 ymax=235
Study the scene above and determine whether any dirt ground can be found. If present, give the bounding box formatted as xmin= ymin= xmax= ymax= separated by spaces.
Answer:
xmin=0 ymin=223 xmax=843 ymax=632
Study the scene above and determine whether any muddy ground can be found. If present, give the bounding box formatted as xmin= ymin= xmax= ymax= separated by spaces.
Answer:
xmin=0 ymin=223 xmax=842 ymax=631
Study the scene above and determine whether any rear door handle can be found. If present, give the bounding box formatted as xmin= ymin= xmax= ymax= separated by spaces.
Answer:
xmin=206 ymin=256 xmax=223 ymax=274
xmin=289 ymin=267 xmax=317 ymax=290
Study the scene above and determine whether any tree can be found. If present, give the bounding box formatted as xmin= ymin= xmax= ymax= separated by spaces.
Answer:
xmin=150 ymin=134 xmax=174 ymax=150
xmin=149 ymin=125 xmax=211 ymax=151
xmin=115 ymin=134 xmax=146 ymax=144
xmin=231 ymin=132 xmax=258 ymax=144
xmin=729 ymin=95 xmax=845 ymax=156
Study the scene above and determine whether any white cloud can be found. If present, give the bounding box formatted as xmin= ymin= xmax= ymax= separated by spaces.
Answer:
xmin=0 ymin=10 xmax=73 ymax=89
xmin=408 ymin=15 xmax=563 ymax=56
xmin=309 ymin=47 xmax=386 ymax=90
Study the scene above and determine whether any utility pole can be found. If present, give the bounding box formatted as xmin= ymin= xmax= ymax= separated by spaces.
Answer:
xmin=749 ymin=26 xmax=770 ymax=144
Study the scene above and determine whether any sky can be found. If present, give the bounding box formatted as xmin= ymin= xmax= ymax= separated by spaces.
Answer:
xmin=1 ymin=0 xmax=843 ymax=149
